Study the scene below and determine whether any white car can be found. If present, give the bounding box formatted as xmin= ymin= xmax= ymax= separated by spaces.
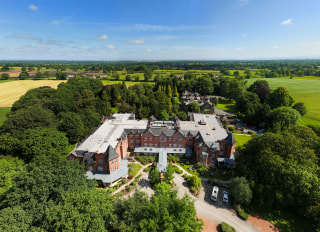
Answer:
xmin=223 ymin=191 xmax=228 ymax=203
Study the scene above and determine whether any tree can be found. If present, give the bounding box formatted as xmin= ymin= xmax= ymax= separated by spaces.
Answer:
xmin=229 ymin=177 xmax=252 ymax=205
xmin=267 ymin=87 xmax=293 ymax=109
xmin=125 ymin=74 xmax=131 ymax=81
xmin=113 ymin=72 xmax=120 ymax=80
xmin=164 ymin=165 xmax=175 ymax=183
xmin=56 ymin=70 xmax=67 ymax=80
xmin=135 ymin=75 xmax=140 ymax=82
xmin=247 ymin=80 xmax=270 ymax=103
xmin=35 ymin=72 xmax=43 ymax=79
xmin=150 ymin=167 xmax=161 ymax=185
xmin=292 ymin=102 xmax=307 ymax=116
xmin=2 ymin=106 xmax=57 ymax=136
xmin=271 ymin=106 xmax=300 ymax=131
xmin=58 ymin=112 xmax=85 ymax=144
xmin=44 ymin=71 xmax=50 ymax=77
xmin=18 ymin=127 xmax=69 ymax=162
xmin=1 ymin=73 xmax=10 ymax=80
xmin=187 ymin=102 xmax=200 ymax=113
xmin=19 ymin=71 xmax=29 ymax=80
xmin=144 ymin=69 xmax=152 ymax=82
xmin=176 ymin=111 xmax=187 ymax=120
xmin=196 ymin=76 xmax=214 ymax=95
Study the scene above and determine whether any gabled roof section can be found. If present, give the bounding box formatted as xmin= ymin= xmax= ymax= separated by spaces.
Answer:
xmin=226 ymin=132 xmax=236 ymax=145
xmin=106 ymin=146 xmax=119 ymax=161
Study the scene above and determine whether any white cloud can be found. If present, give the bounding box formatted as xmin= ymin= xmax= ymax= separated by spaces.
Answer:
xmin=281 ymin=18 xmax=293 ymax=25
xmin=80 ymin=47 xmax=89 ymax=50
xmin=128 ymin=40 xmax=145 ymax=44
xmin=106 ymin=45 xmax=115 ymax=50
xmin=146 ymin=49 xmax=152 ymax=53
xmin=28 ymin=4 xmax=39 ymax=11
xmin=272 ymin=46 xmax=280 ymax=49
xmin=239 ymin=0 xmax=248 ymax=7
xmin=236 ymin=47 xmax=245 ymax=50
xmin=96 ymin=35 xmax=108 ymax=40
xmin=241 ymin=34 xmax=248 ymax=37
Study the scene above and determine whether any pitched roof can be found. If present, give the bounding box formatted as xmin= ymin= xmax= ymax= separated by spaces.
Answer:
xmin=226 ymin=133 xmax=236 ymax=145
xmin=106 ymin=146 xmax=119 ymax=161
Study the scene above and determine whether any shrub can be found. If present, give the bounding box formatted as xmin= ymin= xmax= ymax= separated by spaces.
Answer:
xmin=144 ymin=166 xmax=152 ymax=172
xmin=175 ymin=168 xmax=183 ymax=174
xmin=227 ymin=126 xmax=235 ymax=131
xmin=125 ymin=185 xmax=132 ymax=192
xmin=220 ymin=222 xmax=235 ymax=232
xmin=237 ymin=208 xmax=249 ymax=220
xmin=248 ymin=130 xmax=254 ymax=135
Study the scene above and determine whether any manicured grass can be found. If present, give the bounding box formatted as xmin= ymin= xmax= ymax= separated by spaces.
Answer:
xmin=176 ymin=163 xmax=199 ymax=176
xmin=233 ymin=134 xmax=252 ymax=148
xmin=0 ymin=80 xmax=66 ymax=107
xmin=0 ymin=107 xmax=11 ymax=126
xmin=135 ymin=156 xmax=156 ymax=165
xmin=216 ymin=99 xmax=236 ymax=113
xmin=247 ymin=77 xmax=320 ymax=125
xmin=131 ymin=163 xmax=142 ymax=177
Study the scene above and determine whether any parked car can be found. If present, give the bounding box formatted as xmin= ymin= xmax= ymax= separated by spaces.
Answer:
xmin=223 ymin=191 xmax=228 ymax=203
xmin=211 ymin=186 xmax=219 ymax=202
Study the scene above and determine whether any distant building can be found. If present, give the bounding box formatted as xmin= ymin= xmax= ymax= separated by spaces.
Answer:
xmin=67 ymin=113 xmax=236 ymax=186
xmin=181 ymin=90 xmax=215 ymax=114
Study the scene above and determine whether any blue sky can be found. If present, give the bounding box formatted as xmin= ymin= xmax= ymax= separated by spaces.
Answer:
xmin=1 ymin=0 xmax=320 ymax=60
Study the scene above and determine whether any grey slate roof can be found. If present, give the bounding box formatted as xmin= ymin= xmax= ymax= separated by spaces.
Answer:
xmin=106 ymin=146 xmax=119 ymax=161
xmin=226 ymin=133 xmax=236 ymax=145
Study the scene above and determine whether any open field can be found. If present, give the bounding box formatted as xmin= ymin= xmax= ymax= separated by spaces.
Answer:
xmin=0 ymin=80 xmax=66 ymax=107
xmin=246 ymin=77 xmax=320 ymax=126
xmin=0 ymin=107 xmax=11 ymax=126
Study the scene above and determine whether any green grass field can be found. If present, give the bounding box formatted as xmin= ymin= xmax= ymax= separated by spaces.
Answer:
xmin=247 ymin=77 xmax=320 ymax=126
xmin=0 ymin=107 xmax=11 ymax=126
xmin=233 ymin=134 xmax=252 ymax=148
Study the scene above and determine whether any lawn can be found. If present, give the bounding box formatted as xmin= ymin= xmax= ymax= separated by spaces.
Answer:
xmin=0 ymin=80 xmax=66 ymax=107
xmin=246 ymin=77 xmax=320 ymax=126
xmin=233 ymin=134 xmax=252 ymax=148
xmin=216 ymin=99 xmax=236 ymax=113
xmin=0 ymin=107 xmax=11 ymax=126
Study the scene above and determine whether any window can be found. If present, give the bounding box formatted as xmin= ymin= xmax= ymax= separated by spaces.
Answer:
xmin=203 ymin=147 xmax=207 ymax=151
xmin=144 ymin=143 xmax=148 ymax=146
xmin=210 ymin=160 xmax=215 ymax=164
xmin=87 ymin=159 xmax=93 ymax=164
xmin=115 ymin=166 xmax=118 ymax=170
xmin=149 ymin=137 xmax=153 ymax=141
xmin=169 ymin=144 xmax=172 ymax=147
xmin=114 ymin=159 xmax=118 ymax=163
xmin=130 ymin=140 xmax=134 ymax=143
xmin=88 ymin=166 xmax=93 ymax=171
xmin=164 ymin=137 xmax=167 ymax=141
xmin=98 ymin=166 xmax=103 ymax=171
xmin=160 ymin=137 xmax=163 ymax=141
xmin=169 ymin=137 xmax=172 ymax=141
xmin=179 ymin=138 xmax=183 ymax=141
xmin=155 ymin=137 xmax=158 ymax=141
xmin=219 ymin=152 xmax=224 ymax=156
xmin=188 ymin=136 xmax=192 ymax=139
xmin=174 ymin=138 xmax=177 ymax=141
xmin=220 ymin=145 xmax=225 ymax=149
xmin=111 ymin=161 xmax=114 ymax=165
xmin=173 ymin=144 xmax=177 ymax=148
xmin=99 ymin=159 xmax=104 ymax=164
xmin=155 ymin=144 xmax=158 ymax=147
xmin=187 ymin=141 xmax=191 ymax=145
xmin=111 ymin=168 xmax=114 ymax=172
xmin=136 ymin=140 xmax=139 ymax=143
xmin=136 ymin=134 xmax=139 ymax=138
xmin=149 ymin=143 xmax=153 ymax=147
xmin=161 ymin=144 xmax=165 ymax=147
xmin=179 ymin=144 xmax=183 ymax=147
xmin=70 ymin=156 xmax=75 ymax=160
xmin=211 ymin=154 xmax=215 ymax=158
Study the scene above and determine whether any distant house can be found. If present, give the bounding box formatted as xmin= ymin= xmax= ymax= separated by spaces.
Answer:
xmin=181 ymin=90 xmax=215 ymax=114
xmin=68 ymin=113 xmax=236 ymax=186
xmin=67 ymin=74 xmax=75 ymax=79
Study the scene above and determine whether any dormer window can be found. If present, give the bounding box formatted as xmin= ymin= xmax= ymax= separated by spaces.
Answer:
xmin=70 ymin=156 xmax=75 ymax=160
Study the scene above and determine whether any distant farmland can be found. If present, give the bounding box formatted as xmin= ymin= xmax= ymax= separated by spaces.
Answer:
xmin=0 ymin=80 xmax=66 ymax=107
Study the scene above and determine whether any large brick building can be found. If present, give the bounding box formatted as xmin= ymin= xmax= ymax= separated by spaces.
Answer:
xmin=68 ymin=113 xmax=236 ymax=186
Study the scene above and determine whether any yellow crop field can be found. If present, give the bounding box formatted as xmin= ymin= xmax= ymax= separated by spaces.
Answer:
xmin=0 ymin=80 xmax=66 ymax=107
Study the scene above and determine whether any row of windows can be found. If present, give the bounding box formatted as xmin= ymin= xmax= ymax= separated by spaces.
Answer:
xmin=88 ymin=165 xmax=119 ymax=172
xmin=143 ymin=143 xmax=183 ymax=148
xmin=142 ymin=137 xmax=185 ymax=142
xmin=111 ymin=159 xmax=118 ymax=165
